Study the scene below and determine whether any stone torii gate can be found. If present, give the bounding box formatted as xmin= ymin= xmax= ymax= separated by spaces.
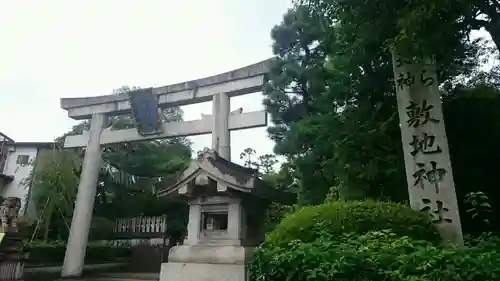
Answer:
xmin=59 ymin=59 xmax=272 ymax=278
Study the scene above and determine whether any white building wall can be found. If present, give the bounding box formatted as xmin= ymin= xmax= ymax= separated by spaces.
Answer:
xmin=1 ymin=145 xmax=39 ymax=215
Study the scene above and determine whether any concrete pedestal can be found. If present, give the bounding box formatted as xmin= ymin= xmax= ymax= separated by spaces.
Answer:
xmin=159 ymin=245 xmax=253 ymax=281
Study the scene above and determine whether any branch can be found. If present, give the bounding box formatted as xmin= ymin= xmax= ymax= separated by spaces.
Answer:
xmin=476 ymin=0 xmax=499 ymax=20
xmin=469 ymin=18 xmax=492 ymax=30
xmin=492 ymin=0 xmax=500 ymax=11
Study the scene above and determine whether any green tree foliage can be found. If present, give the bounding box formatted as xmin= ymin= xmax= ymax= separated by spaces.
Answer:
xmin=264 ymin=1 xmax=500 ymax=221
xmin=443 ymin=83 xmax=500 ymax=234
xmin=464 ymin=191 xmax=493 ymax=228
xmin=103 ymin=140 xmax=190 ymax=178
xmin=294 ymin=0 xmax=491 ymax=63
xmin=32 ymin=86 xmax=193 ymax=240
xmin=250 ymin=3 xmax=500 ymax=280
xmin=261 ymin=161 xmax=296 ymax=192
xmin=92 ymin=86 xmax=191 ymax=236
xmin=264 ymin=5 xmax=410 ymax=204
xmin=239 ymin=148 xmax=258 ymax=169
xmin=239 ymin=148 xmax=297 ymax=232
xmin=257 ymin=154 xmax=279 ymax=175
xmin=239 ymin=148 xmax=296 ymax=194
xmin=58 ymin=85 xmax=192 ymax=194
xmin=101 ymin=88 xmax=192 ymax=177
xmin=58 ymin=85 xmax=192 ymax=178
xmin=29 ymin=149 xmax=81 ymax=241
xmin=239 ymin=147 xmax=280 ymax=175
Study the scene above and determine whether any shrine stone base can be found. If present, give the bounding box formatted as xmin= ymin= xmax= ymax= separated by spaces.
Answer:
xmin=159 ymin=245 xmax=254 ymax=281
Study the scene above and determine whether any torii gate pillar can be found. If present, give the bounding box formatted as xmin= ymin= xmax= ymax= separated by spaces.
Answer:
xmin=212 ymin=92 xmax=231 ymax=160
xmin=61 ymin=113 xmax=106 ymax=277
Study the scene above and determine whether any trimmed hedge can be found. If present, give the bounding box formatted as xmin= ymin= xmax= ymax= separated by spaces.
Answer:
xmin=266 ymin=200 xmax=440 ymax=246
xmin=250 ymin=230 xmax=500 ymax=281
xmin=24 ymin=240 xmax=131 ymax=265
xmin=250 ymin=200 xmax=500 ymax=280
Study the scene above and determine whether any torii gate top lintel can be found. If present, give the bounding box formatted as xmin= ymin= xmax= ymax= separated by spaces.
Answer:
xmin=60 ymin=58 xmax=274 ymax=120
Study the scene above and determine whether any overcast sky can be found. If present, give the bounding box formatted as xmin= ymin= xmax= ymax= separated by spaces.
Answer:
xmin=1 ymin=1 xmax=495 ymax=168
xmin=0 ymin=0 xmax=293 ymax=165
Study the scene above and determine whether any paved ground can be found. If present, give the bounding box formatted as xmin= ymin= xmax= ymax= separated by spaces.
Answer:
xmin=82 ymin=272 xmax=159 ymax=281
xmin=25 ymin=262 xmax=127 ymax=273
xmin=25 ymin=263 xmax=160 ymax=280
xmin=24 ymin=263 xmax=153 ymax=281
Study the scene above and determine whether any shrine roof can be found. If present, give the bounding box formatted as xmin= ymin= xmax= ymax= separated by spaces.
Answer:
xmin=156 ymin=149 xmax=295 ymax=204
xmin=0 ymin=132 xmax=15 ymax=144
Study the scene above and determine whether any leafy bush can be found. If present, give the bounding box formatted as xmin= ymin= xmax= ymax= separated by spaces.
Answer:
xmin=263 ymin=203 xmax=297 ymax=233
xmin=24 ymin=240 xmax=131 ymax=265
xmin=249 ymin=230 xmax=500 ymax=281
xmin=266 ymin=200 xmax=440 ymax=246
xmin=89 ymin=217 xmax=115 ymax=241
xmin=17 ymin=216 xmax=36 ymax=240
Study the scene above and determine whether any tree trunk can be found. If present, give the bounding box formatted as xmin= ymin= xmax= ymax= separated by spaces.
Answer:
xmin=43 ymin=212 xmax=52 ymax=242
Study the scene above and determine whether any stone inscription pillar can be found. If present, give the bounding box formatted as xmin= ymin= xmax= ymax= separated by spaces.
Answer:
xmin=391 ymin=51 xmax=463 ymax=245
xmin=61 ymin=113 xmax=106 ymax=277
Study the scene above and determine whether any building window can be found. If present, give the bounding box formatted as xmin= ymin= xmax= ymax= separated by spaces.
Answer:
xmin=16 ymin=155 xmax=29 ymax=165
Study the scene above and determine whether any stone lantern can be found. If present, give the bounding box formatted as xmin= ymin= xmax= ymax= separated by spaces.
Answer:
xmin=156 ymin=149 xmax=294 ymax=281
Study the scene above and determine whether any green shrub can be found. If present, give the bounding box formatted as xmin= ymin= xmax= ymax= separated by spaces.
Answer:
xmin=266 ymin=200 xmax=440 ymax=246
xmin=17 ymin=216 xmax=36 ymax=240
xmin=249 ymin=230 xmax=500 ymax=281
xmin=24 ymin=240 xmax=131 ymax=265
xmin=89 ymin=217 xmax=115 ymax=241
